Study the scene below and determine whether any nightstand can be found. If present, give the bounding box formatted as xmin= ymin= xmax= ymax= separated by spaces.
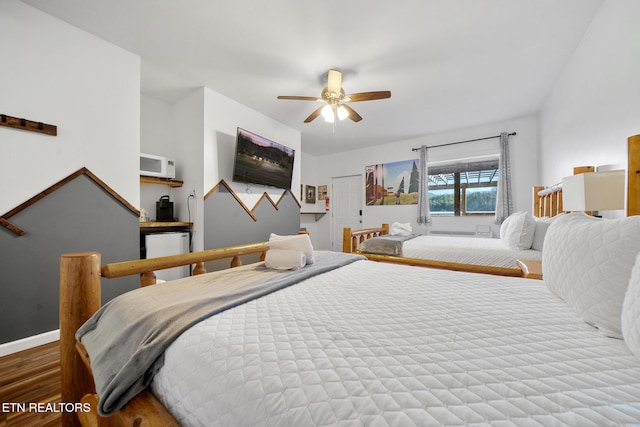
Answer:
xmin=516 ymin=259 xmax=543 ymax=280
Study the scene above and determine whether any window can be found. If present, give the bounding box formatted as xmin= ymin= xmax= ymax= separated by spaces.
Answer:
xmin=427 ymin=159 xmax=498 ymax=216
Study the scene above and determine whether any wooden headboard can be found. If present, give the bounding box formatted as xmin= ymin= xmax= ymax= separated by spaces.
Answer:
xmin=342 ymin=224 xmax=389 ymax=253
xmin=532 ymin=184 xmax=563 ymax=218
xmin=532 ymin=166 xmax=598 ymax=218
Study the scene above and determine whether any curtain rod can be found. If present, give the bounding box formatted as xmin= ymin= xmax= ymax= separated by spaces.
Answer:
xmin=411 ymin=132 xmax=516 ymax=151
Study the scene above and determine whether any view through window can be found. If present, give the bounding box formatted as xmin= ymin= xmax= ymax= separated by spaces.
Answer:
xmin=428 ymin=159 xmax=499 ymax=216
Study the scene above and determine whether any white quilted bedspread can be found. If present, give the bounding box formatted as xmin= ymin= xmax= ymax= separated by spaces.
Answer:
xmin=401 ymin=235 xmax=542 ymax=269
xmin=151 ymin=260 xmax=640 ymax=426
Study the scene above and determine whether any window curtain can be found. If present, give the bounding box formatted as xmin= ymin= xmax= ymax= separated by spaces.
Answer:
xmin=495 ymin=132 xmax=513 ymax=224
xmin=417 ymin=145 xmax=431 ymax=224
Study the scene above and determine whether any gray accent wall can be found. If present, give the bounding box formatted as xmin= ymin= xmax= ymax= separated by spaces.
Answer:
xmin=0 ymin=174 xmax=139 ymax=344
xmin=203 ymin=184 xmax=301 ymax=267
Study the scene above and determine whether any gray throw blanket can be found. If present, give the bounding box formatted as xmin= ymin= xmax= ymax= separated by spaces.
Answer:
xmin=358 ymin=234 xmax=417 ymax=256
xmin=76 ymin=251 xmax=365 ymax=416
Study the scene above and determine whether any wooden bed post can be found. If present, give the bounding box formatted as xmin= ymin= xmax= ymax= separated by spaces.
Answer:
xmin=343 ymin=227 xmax=352 ymax=253
xmin=556 ymin=189 xmax=563 ymax=215
xmin=629 ymin=134 xmax=640 ymax=216
xmin=140 ymin=271 xmax=157 ymax=287
xmin=60 ymin=252 xmax=101 ymax=427
xmin=193 ymin=262 xmax=207 ymax=275
xmin=532 ymin=186 xmax=543 ymax=217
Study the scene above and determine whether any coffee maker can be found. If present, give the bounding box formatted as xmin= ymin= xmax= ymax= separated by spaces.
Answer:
xmin=156 ymin=195 xmax=174 ymax=222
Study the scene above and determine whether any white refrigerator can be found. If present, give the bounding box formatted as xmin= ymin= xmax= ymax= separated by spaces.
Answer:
xmin=144 ymin=232 xmax=190 ymax=281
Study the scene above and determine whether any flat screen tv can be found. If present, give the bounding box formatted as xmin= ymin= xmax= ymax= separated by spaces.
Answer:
xmin=232 ymin=127 xmax=295 ymax=190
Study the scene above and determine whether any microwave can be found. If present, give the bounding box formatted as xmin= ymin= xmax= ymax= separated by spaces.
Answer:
xmin=140 ymin=153 xmax=175 ymax=179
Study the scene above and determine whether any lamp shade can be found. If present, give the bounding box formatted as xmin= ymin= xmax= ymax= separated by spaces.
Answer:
xmin=561 ymin=170 xmax=625 ymax=211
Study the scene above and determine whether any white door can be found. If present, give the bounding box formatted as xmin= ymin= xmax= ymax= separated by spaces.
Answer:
xmin=331 ymin=175 xmax=363 ymax=251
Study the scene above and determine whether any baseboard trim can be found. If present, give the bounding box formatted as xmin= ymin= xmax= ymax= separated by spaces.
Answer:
xmin=0 ymin=330 xmax=59 ymax=357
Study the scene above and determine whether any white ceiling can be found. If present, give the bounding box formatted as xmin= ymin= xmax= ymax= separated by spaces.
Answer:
xmin=23 ymin=0 xmax=603 ymax=156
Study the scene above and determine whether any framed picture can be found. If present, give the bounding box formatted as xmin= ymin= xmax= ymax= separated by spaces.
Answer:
xmin=318 ymin=185 xmax=328 ymax=200
xmin=305 ymin=185 xmax=316 ymax=204
xmin=365 ymin=159 xmax=419 ymax=206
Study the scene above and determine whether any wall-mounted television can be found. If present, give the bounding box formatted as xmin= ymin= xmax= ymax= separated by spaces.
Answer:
xmin=232 ymin=127 xmax=295 ymax=190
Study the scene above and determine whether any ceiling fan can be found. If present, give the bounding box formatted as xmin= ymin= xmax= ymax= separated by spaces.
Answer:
xmin=277 ymin=69 xmax=391 ymax=124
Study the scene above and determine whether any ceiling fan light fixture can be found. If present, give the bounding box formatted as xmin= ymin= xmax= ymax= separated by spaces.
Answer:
xmin=322 ymin=104 xmax=349 ymax=123
xmin=337 ymin=105 xmax=348 ymax=121
xmin=277 ymin=69 xmax=391 ymax=124
xmin=321 ymin=104 xmax=335 ymax=122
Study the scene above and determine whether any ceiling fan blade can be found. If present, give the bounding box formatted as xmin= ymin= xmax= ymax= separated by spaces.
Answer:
xmin=345 ymin=91 xmax=391 ymax=102
xmin=277 ymin=95 xmax=322 ymax=101
xmin=327 ymin=69 xmax=342 ymax=96
xmin=341 ymin=104 xmax=362 ymax=122
xmin=303 ymin=106 xmax=324 ymax=123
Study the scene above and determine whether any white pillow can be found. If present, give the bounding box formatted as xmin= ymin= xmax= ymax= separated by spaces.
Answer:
xmin=622 ymin=253 xmax=640 ymax=355
xmin=544 ymin=213 xmax=640 ymax=337
xmin=530 ymin=219 xmax=551 ymax=252
xmin=500 ymin=211 xmax=536 ymax=250
xmin=268 ymin=233 xmax=315 ymax=265
xmin=264 ymin=249 xmax=306 ymax=270
xmin=530 ymin=214 xmax=564 ymax=252
xmin=499 ymin=214 xmax=514 ymax=238
xmin=390 ymin=222 xmax=413 ymax=236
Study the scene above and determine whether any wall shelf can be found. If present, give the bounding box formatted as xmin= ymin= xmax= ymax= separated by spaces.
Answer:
xmin=140 ymin=221 xmax=192 ymax=233
xmin=140 ymin=175 xmax=183 ymax=187
xmin=301 ymin=211 xmax=327 ymax=221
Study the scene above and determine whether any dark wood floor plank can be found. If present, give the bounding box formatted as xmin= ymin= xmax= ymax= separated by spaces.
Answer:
xmin=0 ymin=342 xmax=61 ymax=426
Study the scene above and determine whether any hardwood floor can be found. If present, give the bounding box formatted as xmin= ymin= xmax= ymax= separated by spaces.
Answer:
xmin=0 ymin=341 xmax=62 ymax=426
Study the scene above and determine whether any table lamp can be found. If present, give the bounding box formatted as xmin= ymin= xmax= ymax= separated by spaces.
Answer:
xmin=561 ymin=170 xmax=625 ymax=212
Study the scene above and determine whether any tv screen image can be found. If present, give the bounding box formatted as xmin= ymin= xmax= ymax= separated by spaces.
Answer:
xmin=232 ymin=128 xmax=295 ymax=190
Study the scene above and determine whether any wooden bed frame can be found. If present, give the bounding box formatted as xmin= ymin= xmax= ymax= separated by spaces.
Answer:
xmin=342 ymin=224 xmax=526 ymax=277
xmin=341 ymin=184 xmax=568 ymax=277
xmin=532 ymin=165 xmax=603 ymax=218
xmin=60 ymin=136 xmax=640 ymax=426
xmin=60 ymin=242 xmax=269 ymax=426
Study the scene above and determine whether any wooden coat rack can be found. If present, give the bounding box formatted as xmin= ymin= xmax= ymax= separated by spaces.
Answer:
xmin=0 ymin=114 xmax=57 ymax=136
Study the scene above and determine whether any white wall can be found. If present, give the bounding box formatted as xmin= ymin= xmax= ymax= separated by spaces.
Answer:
xmin=140 ymin=94 xmax=182 ymax=222
xmin=141 ymin=95 xmax=175 ymax=156
xmin=202 ymin=88 xmax=301 ymax=250
xmin=140 ymin=87 xmax=302 ymax=251
xmin=172 ymin=89 xmax=206 ymax=250
xmin=0 ymin=2 xmax=140 ymax=215
xmin=203 ymin=88 xmax=301 ymax=201
xmin=539 ymin=0 xmax=640 ymax=187
xmin=300 ymin=152 xmax=323 ymax=236
xmin=310 ymin=115 xmax=539 ymax=250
